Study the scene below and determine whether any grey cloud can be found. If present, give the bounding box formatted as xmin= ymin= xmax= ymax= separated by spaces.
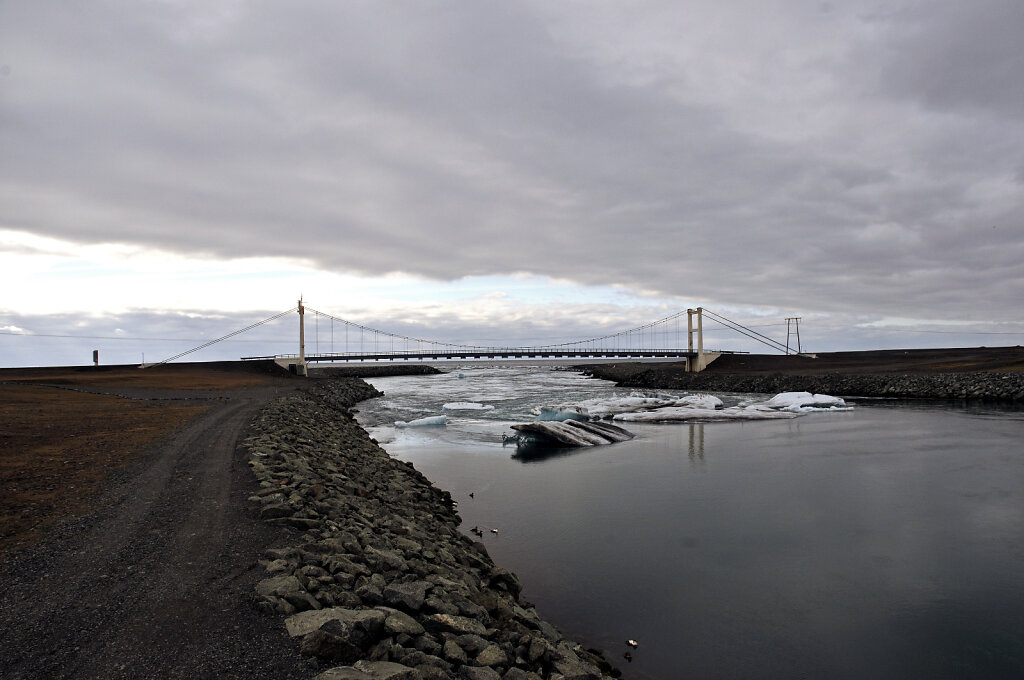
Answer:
xmin=1 ymin=0 xmax=1022 ymax=336
xmin=874 ymin=1 xmax=1024 ymax=118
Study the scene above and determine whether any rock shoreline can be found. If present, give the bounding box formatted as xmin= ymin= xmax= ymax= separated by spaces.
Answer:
xmin=581 ymin=364 xmax=1024 ymax=401
xmin=245 ymin=378 xmax=620 ymax=680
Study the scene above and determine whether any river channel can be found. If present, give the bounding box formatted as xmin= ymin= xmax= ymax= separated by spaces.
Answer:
xmin=354 ymin=365 xmax=1024 ymax=680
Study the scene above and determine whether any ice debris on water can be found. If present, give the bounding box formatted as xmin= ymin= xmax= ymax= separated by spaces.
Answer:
xmin=764 ymin=392 xmax=851 ymax=413
xmin=442 ymin=402 xmax=495 ymax=411
xmin=533 ymin=405 xmax=589 ymax=422
xmin=395 ymin=415 xmax=447 ymax=428
xmin=614 ymin=404 xmax=800 ymax=422
xmin=511 ymin=420 xmax=635 ymax=447
xmin=537 ymin=390 xmax=850 ymax=423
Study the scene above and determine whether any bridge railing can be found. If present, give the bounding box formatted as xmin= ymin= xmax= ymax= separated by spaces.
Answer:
xmin=243 ymin=348 xmax=704 ymax=363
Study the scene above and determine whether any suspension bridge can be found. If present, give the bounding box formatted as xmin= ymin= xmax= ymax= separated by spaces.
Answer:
xmin=142 ymin=300 xmax=799 ymax=376
xmin=147 ymin=299 xmax=800 ymax=373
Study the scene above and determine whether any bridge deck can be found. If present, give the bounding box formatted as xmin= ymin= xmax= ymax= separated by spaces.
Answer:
xmin=244 ymin=349 xmax=698 ymax=363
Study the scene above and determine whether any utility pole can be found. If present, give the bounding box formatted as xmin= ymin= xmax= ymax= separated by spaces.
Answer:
xmin=785 ymin=317 xmax=802 ymax=355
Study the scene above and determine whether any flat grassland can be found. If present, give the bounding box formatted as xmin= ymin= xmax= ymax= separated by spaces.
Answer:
xmin=0 ymin=361 xmax=290 ymax=555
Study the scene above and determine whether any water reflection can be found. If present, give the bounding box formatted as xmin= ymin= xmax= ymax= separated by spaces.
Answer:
xmin=688 ymin=423 xmax=705 ymax=469
xmin=508 ymin=440 xmax=584 ymax=463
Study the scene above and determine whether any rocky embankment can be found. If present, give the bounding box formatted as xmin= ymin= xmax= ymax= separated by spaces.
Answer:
xmin=245 ymin=378 xmax=619 ymax=680
xmin=582 ymin=364 xmax=1024 ymax=401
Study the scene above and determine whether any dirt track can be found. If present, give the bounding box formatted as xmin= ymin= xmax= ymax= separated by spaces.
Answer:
xmin=0 ymin=365 xmax=312 ymax=679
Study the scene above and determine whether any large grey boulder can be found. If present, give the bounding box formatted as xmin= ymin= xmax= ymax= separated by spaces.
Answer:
xmin=256 ymin=574 xmax=304 ymax=598
xmin=383 ymin=580 xmax=430 ymax=611
xmin=285 ymin=607 xmax=386 ymax=638
xmin=379 ymin=608 xmax=425 ymax=636
xmin=314 ymin=660 xmax=422 ymax=680
xmin=422 ymin=613 xmax=488 ymax=637
xmin=459 ymin=666 xmax=501 ymax=680
xmin=299 ymin=629 xmax=363 ymax=663
xmin=474 ymin=643 xmax=507 ymax=668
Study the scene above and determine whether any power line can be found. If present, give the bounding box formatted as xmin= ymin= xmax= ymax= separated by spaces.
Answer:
xmin=862 ymin=328 xmax=1024 ymax=335
xmin=702 ymin=309 xmax=791 ymax=354
xmin=0 ymin=330 xmax=292 ymax=342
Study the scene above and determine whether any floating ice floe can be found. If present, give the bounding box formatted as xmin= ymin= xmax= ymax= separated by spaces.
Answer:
xmin=672 ymin=394 xmax=724 ymax=410
xmin=395 ymin=415 xmax=447 ymax=428
xmin=442 ymin=402 xmax=495 ymax=411
xmin=534 ymin=405 xmax=589 ymax=422
xmin=533 ymin=390 xmax=850 ymax=425
xmin=764 ymin=392 xmax=851 ymax=413
xmin=511 ymin=420 xmax=636 ymax=447
xmin=535 ymin=392 xmax=675 ymax=419
xmin=536 ymin=392 xmax=724 ymax=420
xmin=613 ymin=404 xmax=800 ymax=422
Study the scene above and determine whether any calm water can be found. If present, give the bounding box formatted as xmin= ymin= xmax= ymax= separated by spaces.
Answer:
xmin=356 ymin=366 xmax=1024 ymax=680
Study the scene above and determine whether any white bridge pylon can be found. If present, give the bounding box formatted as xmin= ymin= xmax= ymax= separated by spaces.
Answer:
xmin=274 ymin=302 xmax=719 ymax=375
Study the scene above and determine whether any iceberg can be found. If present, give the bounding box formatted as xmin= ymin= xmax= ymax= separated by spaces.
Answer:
xmin=535 ymin=392 xmax=676 ymax=420
xmin=613 ymin=404 xmax=799 ymax=423
xmin=764 ymin=392 xmax=850 ymax=413
xmin=534 ymin=405 xmax=590 ymax=422
xmin=510 ymin=420 xmax=635 ymax=447
xmin=532 ymin=391 xmax=850 ymax=426
xmin=442 ymin=402 xmax=495 ymax=411
xmin=672 ymin=394 xmax=724 ymax=410
xmin=395 ymin=415 xmax=447 ymax=428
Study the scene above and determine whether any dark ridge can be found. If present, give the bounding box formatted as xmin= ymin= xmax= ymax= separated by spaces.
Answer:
xmin=580 ymin=347 xmax=1024 ymax=401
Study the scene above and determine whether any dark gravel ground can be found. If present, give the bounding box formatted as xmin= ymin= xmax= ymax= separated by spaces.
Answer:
xmin=0 ymin=385 xmax=315 ymax=680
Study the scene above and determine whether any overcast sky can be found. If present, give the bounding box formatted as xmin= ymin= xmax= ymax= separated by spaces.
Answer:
xmin=2 ymin=1 xmax=1023 ymax=366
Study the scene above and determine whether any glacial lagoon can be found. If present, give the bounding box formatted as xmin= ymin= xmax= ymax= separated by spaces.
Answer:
xmin=356 ymin=366 xmax=1024 ymax=680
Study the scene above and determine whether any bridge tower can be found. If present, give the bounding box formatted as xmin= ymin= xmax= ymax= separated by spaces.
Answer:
xmin=294 ymin=297 xmax=308 ymax=376
xmin=687 ymin=307 xmax=715 ymax=372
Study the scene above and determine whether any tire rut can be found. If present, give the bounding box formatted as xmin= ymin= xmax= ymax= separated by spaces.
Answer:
xmin=0 ymin=387 xmax=310 ymax=680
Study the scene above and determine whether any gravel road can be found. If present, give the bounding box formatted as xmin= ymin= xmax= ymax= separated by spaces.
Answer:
xmin=0 ymin=386 xmax=313 ymax=679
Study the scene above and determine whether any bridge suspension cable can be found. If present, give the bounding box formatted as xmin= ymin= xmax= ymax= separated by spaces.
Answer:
xmin=701 ymin=309 xmax=792 ymax=354
xmin=305 ymin=307 xmax=497 ymax=353
xmin=302 ymin=305 xmax=695 ymax=354
xmin=132 ymin=300 xmax=799 ymax=367
xmin=146 ymin=306 xmax=298 ymax=367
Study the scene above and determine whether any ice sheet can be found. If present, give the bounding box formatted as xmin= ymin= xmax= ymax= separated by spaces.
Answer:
xmin=395 ymin=415 xmax=448 ymax=428
xmin=614 ymin=404 xmax=800 ymax=422
xmin=442 ymin=402 xmax=495 ymax=411
xmin=764 ymin=392 xmax=851 ymax=413
xmin=533 ymin=405 xmax=590 ymax=422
